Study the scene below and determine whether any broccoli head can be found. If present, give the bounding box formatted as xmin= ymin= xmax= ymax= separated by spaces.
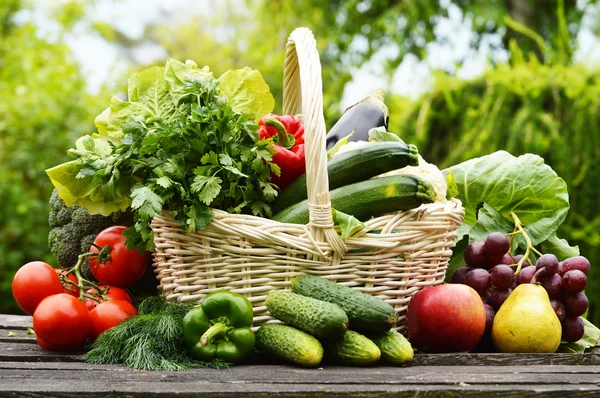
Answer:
xmin=48 ymin=190 xmax=132 ymax=279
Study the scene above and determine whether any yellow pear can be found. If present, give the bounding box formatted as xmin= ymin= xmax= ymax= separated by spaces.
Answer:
xmin=491 ymin=283 xmax=561 ymax=353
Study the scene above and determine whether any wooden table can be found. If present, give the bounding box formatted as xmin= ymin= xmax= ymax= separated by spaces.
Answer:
xmin=1 ymin=314 xmax=600 ymax=397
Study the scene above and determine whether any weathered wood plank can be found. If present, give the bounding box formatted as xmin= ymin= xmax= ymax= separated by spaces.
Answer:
xmin=3 ymin=335 xmax=600 ymax=367
xmin=0 ymin=342 xmax=85 ymax=363
xmin=3 ymin=361 xmax=600 ymax=376
xmin=3 ymin=365 xmax=600 ymax=384
xmin=0 ymin=379 xmax=599 ymax=398
xmin=0 ymin=315 xmax=31 ymax=330
xmin=410 ymin=351 xmax=600 ymax=366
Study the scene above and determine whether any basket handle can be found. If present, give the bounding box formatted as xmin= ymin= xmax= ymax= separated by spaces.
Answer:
xmin=282 ymin=28 xmax=346 ymax=259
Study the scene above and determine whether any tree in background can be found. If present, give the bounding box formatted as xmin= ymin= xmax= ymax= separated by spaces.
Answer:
xmin=0 ymin=0 xmax=107 ymax=313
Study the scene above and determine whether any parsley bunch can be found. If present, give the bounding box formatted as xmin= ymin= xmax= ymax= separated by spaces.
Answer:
xmin=65 ymin=65 xmax=279 ymax=252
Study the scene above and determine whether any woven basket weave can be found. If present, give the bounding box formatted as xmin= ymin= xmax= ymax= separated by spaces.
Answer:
xmin=151 ymin=27 xmax=464 ymax=331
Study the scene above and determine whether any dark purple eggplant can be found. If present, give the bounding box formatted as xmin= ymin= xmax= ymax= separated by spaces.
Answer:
xmin=325 ymin=89 xmax=389 ymax=149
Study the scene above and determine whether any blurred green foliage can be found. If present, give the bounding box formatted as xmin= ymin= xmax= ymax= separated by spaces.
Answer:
xmin=0 ymin=1 xmax=106 ymax=313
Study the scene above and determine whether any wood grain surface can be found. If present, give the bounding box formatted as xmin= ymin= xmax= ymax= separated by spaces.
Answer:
xmin=1 ymin=314 xmax=599 ymax=397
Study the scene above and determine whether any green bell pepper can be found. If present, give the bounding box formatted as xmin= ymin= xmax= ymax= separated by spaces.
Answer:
xmin=182 ymin=290 xmax=255 ymax=363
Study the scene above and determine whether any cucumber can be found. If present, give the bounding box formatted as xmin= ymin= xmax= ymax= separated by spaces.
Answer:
xmin=255 ymin=324 xmax=323 ymax=367
xmin=272 ymin=174 xmax=435 ymax=225
xmin=265 ymin=291 xmax=348 ymax=339
xmin=271 ymin=142 xmax=420 ymax=213
xmin=326 ymin=330 xmax=381 ymax=366
xmin=291 ymin=275 xmax=398 ymax=334
xmin=370 ymin=329 xmax=414 ymax=365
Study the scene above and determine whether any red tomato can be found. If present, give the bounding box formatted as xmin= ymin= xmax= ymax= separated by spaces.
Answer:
xmin=12 ymin=262 xmax=64 ymax=315
xmin=33 ymin=293 xmax=91 ymax=351
xmin=55 ymin=269 xmax=79 ymax=297
xmin=89 ymin=300 xmax=137 ymax=341
xmin=89 ymin=226 xmax=149 ymax=287
xmin=84 ymin=285 xmax=133 ymax=311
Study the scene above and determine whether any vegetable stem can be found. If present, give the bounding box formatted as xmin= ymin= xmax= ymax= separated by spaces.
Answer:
xmin=264 ymin=116 xmax=295 ymax=149
xmin=200 ymin=323 xmax=227 ymax=346
xmin=511 ymin=212 xmax=533 ymax=275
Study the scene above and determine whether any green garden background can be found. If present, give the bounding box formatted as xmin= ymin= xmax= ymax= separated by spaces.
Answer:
xmin=2 ymin=0 xmax=600 ymax=321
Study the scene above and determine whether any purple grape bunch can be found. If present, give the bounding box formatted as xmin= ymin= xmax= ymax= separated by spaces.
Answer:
xmin=451 ymin=231 xmax=591 ymax=344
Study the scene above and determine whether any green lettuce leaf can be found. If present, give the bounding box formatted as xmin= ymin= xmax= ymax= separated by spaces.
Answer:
xmin=445 ymin=170 xmax=458 ymax=200
xmin=557 ymin=318 xmax=600 ymax=353
xmin=368 ymin=126 xmax=404 ymax=143
xmin=333 ymin=209 xmax=365 ymax=241
xmin=446 ymin=151 xmax=569 ymax=247
xmin=327 ymin=131 xmax=354 ymax=159
xmin=218 ymin=67 xmax=274 ymax=122
xmin=540 ymin=233 xmax=580 ymax=260
xmin=444 ymin=151 xmax=574 ymax=280
xmin=47 ymin=59 xmax=216 ymax=214
xmin=45 ymin=160 xmax=131 ymax=215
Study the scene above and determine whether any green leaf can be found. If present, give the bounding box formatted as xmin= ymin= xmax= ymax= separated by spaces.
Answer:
xmin=468 ymin=203 xmax=519 ymax=245
xmin=218 ymin=67 xmax=274 ymax=121
xmin=185 ymin=204 xmax=213 ymax=232
xmin=164 ymin=58 xmax=212 ymax=94
xmin=130 ymin=186 xmax=164 ymax=220
xmin=445 ymin=169 xmax=458 ymax=200
xmin=327 ymin=131 xmax=354 ymax=159
xmin=27 ymin=328 xmax=34 ymax=335
xmin=260 ymin=182 xmax=278 ymax=202
xmin=156 ymin=176 xmax=173 ymax=189
xmin=223 ymin=165 xmax=248 ymax=178
xmin=557 ymin=318 xmax=600 ymax=353
xmin=201 ymin=151 xmax=219 ymax=166
xmin=127 ymin=65 xmax=175 ymax=122
xmin=251 ymin=200 xmax=272 ymax=218
xmin=7 ymin=331 xmax=15 ymax=337
xmin=368 ymin=127 xmax=404 ymax=143
xmin=218 ymin=153 xmax=233 ymax=166
xmin=446 ymin=151 xmax=569 ymax=246
xmin=540 ymin=233 xmax=580 ymax=261
xmin=444 ymin=236 xmax=469 ymax=282
xmin=333 ymin=209 xmax=365 ymax=242
xmin=45 ymin=160 xmax=130 ymax=215
xmin=191 ymin=175 xmax=222 ymax=205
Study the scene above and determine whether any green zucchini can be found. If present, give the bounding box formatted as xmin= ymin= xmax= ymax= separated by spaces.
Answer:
xmin=271 ymin=141 xmax=420 ymax=213
xmin=265 ymin=290 xmax=348 ymax=339
xmin=272 ymin=174 xmax=435 ymax=225
xmin=291 ymin=275 xmax=398 ymax=334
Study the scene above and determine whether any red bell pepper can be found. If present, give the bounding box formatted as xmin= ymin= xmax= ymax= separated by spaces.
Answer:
xmin=257 ymin=114 xmax=305 ymax=189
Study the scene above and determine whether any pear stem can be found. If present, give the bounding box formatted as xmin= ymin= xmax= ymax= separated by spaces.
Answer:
xmin=530 ymin=267 xmax=546 ymax=284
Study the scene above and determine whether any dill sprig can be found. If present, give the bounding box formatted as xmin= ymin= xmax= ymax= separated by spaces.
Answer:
xmin=85 ymin=296 xmax=229 ymax=371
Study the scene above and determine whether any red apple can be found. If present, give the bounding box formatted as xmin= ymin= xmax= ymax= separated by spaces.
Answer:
xmin=406 ymin=283 xmax=486 ymax=353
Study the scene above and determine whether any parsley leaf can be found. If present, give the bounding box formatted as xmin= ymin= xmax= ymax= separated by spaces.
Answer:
xmin=51 ymin=59 xmax=278 ymax=252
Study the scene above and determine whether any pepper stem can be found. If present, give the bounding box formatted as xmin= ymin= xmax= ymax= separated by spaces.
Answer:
xmin=200 ymin=322 xmax=227 ymax=346
xmin=264 ymin=116 xmax=295 ymax=149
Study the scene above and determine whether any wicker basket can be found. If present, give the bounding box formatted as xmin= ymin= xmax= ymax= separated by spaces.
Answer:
xmin=150 ymin=27 xmax=465 ymax=331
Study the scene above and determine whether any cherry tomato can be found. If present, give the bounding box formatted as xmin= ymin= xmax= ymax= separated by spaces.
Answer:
xmin=12 ymin=262 xmax=64 ymax=315
xmin=89 ymin=300 xmax=137 ymax=341
xmin=84 ymin=285 xmax=133 ymax=311
xmin=55 ymin=269 xmax=79 ymax=297
xmin=89 ymin=226 xmax=149 ymax=287
xmin=33 ymin=293 xmax=91 ymax=351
